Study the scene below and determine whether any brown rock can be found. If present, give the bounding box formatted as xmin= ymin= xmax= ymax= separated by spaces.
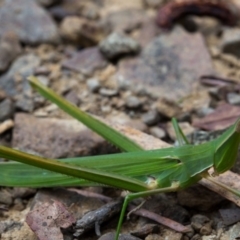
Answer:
xmin=12 ymin=113 xmax=108 ymax=159
xmin=60 ymin=16 xmax=106 ymax=46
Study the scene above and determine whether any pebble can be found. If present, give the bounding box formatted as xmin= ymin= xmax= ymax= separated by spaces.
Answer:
xmin=141 ymin=110 xmax=160 ymax=125
xmin=149 ymin=126 xmax=166 ymax=139
xmin=125 ymin=96 xmax=141 ymax=108
xmin=191 ymin=214 xmax=210 ymax=232
xmin=99 ymin=32 xmax=140 ymax=60
xmin=0 ymin=32 xmax=21 ymax=72
xmin=0 ymin=189 xmax=13 ymax=205
xmin=60 ymin=16 xmax=105 ymax=46
xmin=99 ymin=88 xmax=118 ymax=97
xmin=227 ymin=92 xmax=240 ymax=105
xmin=0 ymin=98 xmax=14 ymax=121
xmin=87 ymin=78 xmax=101 ymax=93
xmin=37 ymin=0 xmax=58 ymax=7
xmin=221 ymin=27 xmax=240 ymax=57
xmin=144 ymin=0 xmax=163 ymax=8
xmin=98 ymin=232 xmax=141 ymax=240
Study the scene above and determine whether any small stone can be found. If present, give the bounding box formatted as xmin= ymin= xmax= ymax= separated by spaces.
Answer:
xmin=0 ymin=189 xmax=13 ymax=205
xmin=87 ymin=78 xmax=101 ymax=93
xmin=125 ymin=96 xmax=141 ymax=108
xmin=99 ymin=88 xmax=118 ymax=97
xmin=0 ymin=54 xmax=40 ymax=103
xmin=191 ymin=234 xmax=201 ymax=240
xmin=0 ymin=98 xmax=14 ymax=121
xmin=142 ymin=110 xmax=160 ymax=125
xmin=101 ymin=105 xmax=111 ymax=113
xmin=37 ymin=0 xmax=58 ymax=7
xmin=155 ymin=98 xmax=182 ymax=118
xmin=60 ymin=16 xmax=105 ymax=46
xmin=149 ymin=127 xmax=166 ymax=139
xmin=196 ymin=107 xmax=214 ymax=118
xmin=98 ymin=232 xmax=141 ymax=240
xmin=167 ymin=122 xmax=194 ymax=141
xmin=144 ymin=0 xmax=163 ymax=8
xmin=221 ymin=27 xmax=240 ymax=57
xmin=64 ymin=90 xmax=79 ymax=106
xmin=200 ymin=222 xmax=212 ymax=235
xmin=99 ymin=32 xmax=140 ymax=60
xmin=227 ymin=92 xmax=240 ymax=105
xmin=0 ymin=32 xmax=21 ymax=72
xmin=191 ymin=215 xmax=210 ymax=232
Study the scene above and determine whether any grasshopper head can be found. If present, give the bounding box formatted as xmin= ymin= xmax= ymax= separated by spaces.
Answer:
xmin=214 ymin=118 xmax=240 ymax=174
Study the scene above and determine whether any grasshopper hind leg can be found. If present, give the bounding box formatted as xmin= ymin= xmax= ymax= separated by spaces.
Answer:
xmin=114 ymin=184 xmax=180 ymax=240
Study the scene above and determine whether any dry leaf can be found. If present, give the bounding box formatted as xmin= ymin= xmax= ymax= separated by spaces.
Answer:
xmin=193 ymin=103 xmax=240 ymax=130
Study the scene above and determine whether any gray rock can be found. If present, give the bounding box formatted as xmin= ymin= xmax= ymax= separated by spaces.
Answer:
xmin=125 ymin=96 xmax=141 ymax=108
xmin=141 ymin=110 xmax=160 ymax=125
xmin=0 ymin=32 xmax=22 ymax=72
xmin=62 ymin=47 xmax=107 ymax=76
xmin=116 ymin=26 xmax=214 ymax=100
xmin=87 ymin=78 xmax=101 ymax=93
xmin=0 ymin=54 xmax=40 ymax=112
xmin=149 ymin=126 xmax=166 ymax=139
xmin=0 ymin=98 xmax=14 ymax=121
xmin=0 ymin=0 xmax=59 ymax=45
xmin=221 ymin=27 xmax=240 ymax=57
xmin=99 ymin=32 xmax=140 ymax=60
xmin=99 ymin=88 xmax=118 ymax=97
xmin=227 ymin=92 xmax=240 ymax=105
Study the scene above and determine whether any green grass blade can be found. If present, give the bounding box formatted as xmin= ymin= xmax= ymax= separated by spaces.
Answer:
xmin=171 ymin=118 xmax=190 ymax=146
xmin=28 ymin=76 xmax=143 ymax=152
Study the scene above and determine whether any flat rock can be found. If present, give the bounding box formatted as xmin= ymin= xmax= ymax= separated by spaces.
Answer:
xmin=62 ymin=47 xmax=108 ymax=76
xmin=0 ymin=0 xmax=59 ymax=45
xmin=12 ymin=113 xmax=112 ymax=159
xmin=116 ymin=26 xmax=214 ymax=100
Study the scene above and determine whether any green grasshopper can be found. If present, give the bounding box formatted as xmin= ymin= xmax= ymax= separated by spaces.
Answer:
xmin=0 ymin=76 xmax=240 ymax=240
